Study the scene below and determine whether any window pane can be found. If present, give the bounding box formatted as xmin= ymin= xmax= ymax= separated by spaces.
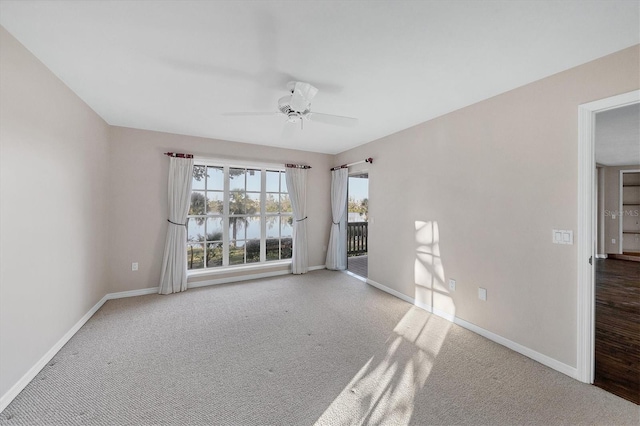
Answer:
xmin=229 ymin=168 xmax=245 ymax=191
xmin=229 ymin=241 xmax=245 ymax=265
xmin=229 ymin=190 xmax=245 ymax=215
xmin=207 ymin=191 xmax=223 ymax=214
xmin=206 ymin=217 xmax=223 ymax=241
xmin=266 ymin=238 xmax=280 ymax=260
xmin=266 ymin=216 xmax=280 ymax=238
xmin=246 ymin=169 xmax=261 ymax=192
xmin=229 ymin=218 xmax=246 ymax=240
xmin=281 ymin=238 xmax=292 ymax=259
xmin=189 ymin=192 xmax=206 ymax=215
xmin=188 ymin=218 xmax=205 ymax=242
xmin=192 ymin=166 xmax=206 ymax=190
xmin=266 ymin=170 xmax=280 ymax=192
xmin=265 ymin=193 xmax=279 ymax=213
xmin=206 ymin=242 xmax=223 ymax=267
xmin=245 ymin=216 xmax=261 ymax=240
xmin=281 ymin=217 xmax=293 ymax=238
xmin=246 ymin=239 xmax=260 ymax=263
xmin=206 ymin=166 xmax=223 ymax=190
xmin=280 ymin=194 xmax=292 ymax=213
xmin=190 ymin=164 xmax=294 ymax=270
xmin=246 ymin=193 xmax=260 ymax=213
xmin=187 ymin=243 xmax=205 ymax=269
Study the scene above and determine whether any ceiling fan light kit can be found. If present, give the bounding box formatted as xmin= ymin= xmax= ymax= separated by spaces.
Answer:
xmin=224 ymin=81 xmax=357 ymax=134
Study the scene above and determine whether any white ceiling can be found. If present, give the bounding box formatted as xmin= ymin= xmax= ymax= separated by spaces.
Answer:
xmin=596 ymin=103 xmax=640 ymax=166
xmin=1 ymin=1 xmax=638 ymax=155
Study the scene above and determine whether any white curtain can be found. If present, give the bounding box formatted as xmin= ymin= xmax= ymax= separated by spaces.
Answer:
xmin=159 ymin=157 xmax=194 ymax=294
xmin=285 ymin=166 xmax=309 ymax=274
xmin=326 ymin=167 xmax=348 ymax=270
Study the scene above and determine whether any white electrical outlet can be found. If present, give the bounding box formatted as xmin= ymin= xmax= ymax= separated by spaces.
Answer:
xmin=478 ymin=287 xmax=487 ymax=301
xmin=448 ymin=279 xmax=456 ymax=291
xmin=132 ymin=262 xmax=139 ymax=271
xmin=611 ymin=238 xmax=616 ymax=244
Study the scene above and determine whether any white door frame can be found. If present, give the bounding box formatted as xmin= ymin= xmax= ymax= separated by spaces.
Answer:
xmin=576 ymin=89 xmax=639 ymax=383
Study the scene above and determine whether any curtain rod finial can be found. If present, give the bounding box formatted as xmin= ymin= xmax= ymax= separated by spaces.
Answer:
xmin=366 ymin=157 xmax=373 ymax=164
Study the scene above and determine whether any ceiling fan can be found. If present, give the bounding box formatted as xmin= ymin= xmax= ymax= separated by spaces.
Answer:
xmin=223 ymin=81 xmax=357 ymax=134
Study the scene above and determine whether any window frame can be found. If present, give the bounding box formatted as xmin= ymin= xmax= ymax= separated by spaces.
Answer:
xmin=186 ymin=157 xmax=292 ymax=273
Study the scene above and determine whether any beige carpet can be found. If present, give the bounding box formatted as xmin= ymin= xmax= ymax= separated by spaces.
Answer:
xmin=1 ymin=270 xmax=637 ymax=425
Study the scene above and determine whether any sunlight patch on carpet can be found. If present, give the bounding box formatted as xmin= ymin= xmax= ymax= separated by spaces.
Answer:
xmin=314 ymin=307 xmax=451 ymax=425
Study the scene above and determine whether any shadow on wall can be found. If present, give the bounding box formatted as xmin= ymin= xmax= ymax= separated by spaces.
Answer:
xmin=314 ymin=307 xmax=451 ymax=424
xmin=414 ymin=220 xmax=455 ymax=319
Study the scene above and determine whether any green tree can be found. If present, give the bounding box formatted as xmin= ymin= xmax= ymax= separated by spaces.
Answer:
xmin=360 ymin=198 xmax=368 ymax=221
xmin=189 ymin=167 xmax=258 ymax=268
xmin=348 ymin=196 xmax=360 ymax=213
xmin=193 ymin=165 xmax=207 ymax=182
xmin=187 ymin=192 xmax=207 ymax=268
xmin=189 ymin=192 xmax=206 ymax=215
xmin=228 ymin=189 xmax=258 ymax=240
xmin=348 ymin=196 xmax=368 ymax=221
xmin=265 ymin=194 xmax=293 ymax=231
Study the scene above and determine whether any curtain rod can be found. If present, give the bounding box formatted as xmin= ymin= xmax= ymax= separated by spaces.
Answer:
xmin=164 ymin=152 xmax=193 ymax=158
xmin=330 ymin=157 xmax=373 ymax=171
xmin=285 ymin=163 xmax=312 ymax=169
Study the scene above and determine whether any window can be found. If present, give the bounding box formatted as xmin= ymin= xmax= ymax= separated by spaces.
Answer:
xmin=186 ymin=163 xmax=292 ymax=270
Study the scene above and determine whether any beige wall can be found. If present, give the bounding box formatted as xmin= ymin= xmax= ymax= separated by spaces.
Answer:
xmin=0 ymin=23 xmax=332 ymax=399
xmin=107 ymin=127 xmax=333 ymax=293
xmin=335 ymin=45 xmax=640 ymax=367
xmin=1 ymin=16 xmax=638 ymax=402
xmin=0 ymin=27 xmax=111 ymax=397
xmin=601 ymin=166 xmax=640 ymax=254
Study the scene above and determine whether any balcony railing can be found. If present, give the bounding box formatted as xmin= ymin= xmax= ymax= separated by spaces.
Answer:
xmin=347 ymin=222 xmax=368 ymax=256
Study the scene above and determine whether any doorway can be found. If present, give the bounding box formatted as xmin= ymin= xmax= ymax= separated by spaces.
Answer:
xmin=346 ymin=173 xmax=368 ymax=278
xmin=581 ymin=96 xmax=640 ymax=404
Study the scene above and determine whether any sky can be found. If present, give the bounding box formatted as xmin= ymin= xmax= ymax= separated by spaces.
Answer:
xmin=348 ymin=176 xmax=368 ymax=201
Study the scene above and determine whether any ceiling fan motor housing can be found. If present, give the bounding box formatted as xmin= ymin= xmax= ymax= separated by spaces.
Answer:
xmin=278 ymin=95 xmax=310 ymax=120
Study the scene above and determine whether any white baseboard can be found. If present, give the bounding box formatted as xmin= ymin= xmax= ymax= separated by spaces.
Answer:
xmin=595 ymin=254 xmax=608 ymax=259
xmin=366 ymin=278 xmax=414 ymax=304
xmin=106 ymin=287 xmax=158 ymax=299
xmin=0 ymin=293 xmax=112 ymax=413
xmin=453 ymin=316 xmax=577 ymax=378
xmin=1 ymin=265 xmax=328 ymax=411
xmin=365 ymin=278 xmax=578 ymax=380
xmin=343 ymin=270 xmax=367 ymax=282
xmin=0 ymin=286 xmax=161 ymax=413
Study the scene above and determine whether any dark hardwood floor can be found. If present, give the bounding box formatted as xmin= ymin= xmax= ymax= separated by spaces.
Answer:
xmin=594 ymin=258 xmax=640 ymax=404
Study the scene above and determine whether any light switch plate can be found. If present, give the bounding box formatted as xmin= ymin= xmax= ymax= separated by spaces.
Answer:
xmin=553 ymin=230 xmax=563 ymax=244
xmin=478 ymin=287 xmax=487 ymax=301
xmin=553 ymin=229 xmax=573 ymax=245
xmin=562 ymin=230 xmax=573 ymax=244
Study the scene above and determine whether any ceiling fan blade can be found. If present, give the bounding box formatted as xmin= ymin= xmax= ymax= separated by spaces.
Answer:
xmin=306 ymin=112 xmax=358 ymax=127
xmin=222 ymin=112 xmax=280 ymax=117
xmin=290 ymin=82 xmax=318 ymax=111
